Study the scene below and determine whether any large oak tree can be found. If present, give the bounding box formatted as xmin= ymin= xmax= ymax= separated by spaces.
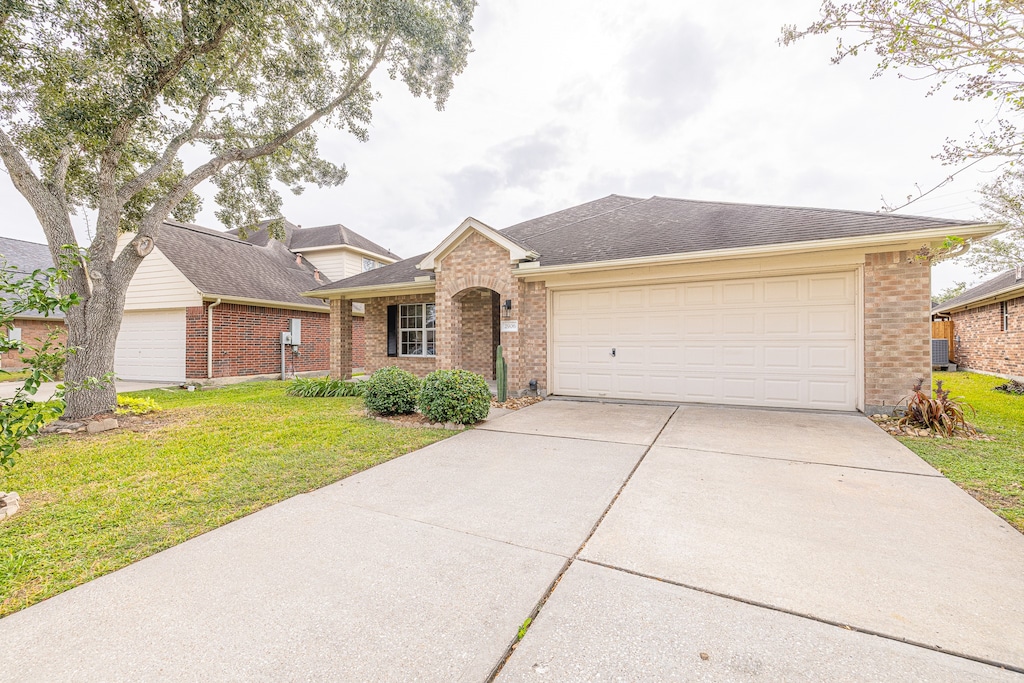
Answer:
xmin=0 ymin=0 xmax=474 ymax=418
xmin=783 ymin=1 xmax=1024 ymax=275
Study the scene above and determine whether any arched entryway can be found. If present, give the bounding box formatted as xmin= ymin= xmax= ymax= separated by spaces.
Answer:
xmin=452 ymin=287 xmax=501 ymax=379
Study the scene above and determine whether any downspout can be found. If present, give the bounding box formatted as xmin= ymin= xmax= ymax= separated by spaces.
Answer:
xmin=207 ymin=298 xmax=222 ymax=379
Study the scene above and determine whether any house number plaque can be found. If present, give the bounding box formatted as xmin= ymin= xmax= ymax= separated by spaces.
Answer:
xmin=500 ymin=320 xmax=519 ymax=333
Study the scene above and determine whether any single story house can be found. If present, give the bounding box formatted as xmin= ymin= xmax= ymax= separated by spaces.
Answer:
xmin=932 ymin=266 xmax=1023 ymax=380
xmin=307 ymin=195 xmax=998 ymax=414
xmin=0 ymin=236 xmax=67 ymax=370
xmin=228 ymin=219 xmax=401 ymax=368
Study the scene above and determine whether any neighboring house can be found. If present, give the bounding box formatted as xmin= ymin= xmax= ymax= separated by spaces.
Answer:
xmin=0 ymin=236 xmax=67 ymax=370
xmin=114 ymin=222 xmax=333 ymax=383
xmin=307 ymin=195 xmax=998 ymax=414
xmin=932 ymin=266 xmax=1023 ymax=380
xmin=229 ymin=219 xmax=400 ymax=369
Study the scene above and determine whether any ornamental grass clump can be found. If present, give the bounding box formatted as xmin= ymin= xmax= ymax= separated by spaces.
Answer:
xmin=418 ymin=369 xmax=490 ymax=425
xmin=287 ymin=376 xmax=364 ymax=398
xmin=363 ymin=366 xmax=421 ymax=415
xmin=898 ymin=378 xmax=977 ymax=437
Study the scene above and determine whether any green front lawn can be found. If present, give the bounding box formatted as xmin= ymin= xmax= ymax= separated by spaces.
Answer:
xmin=0 ymin=381 xmax=452 ymax=618
xmin=900 ymin=371 xmax=1024 ymax=533
xmin=0 ymin=369 xmax=33 ymax=383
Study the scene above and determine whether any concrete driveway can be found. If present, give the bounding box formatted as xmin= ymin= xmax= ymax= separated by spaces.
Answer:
xmin=0 ymin=378 xmax=173 ymax=401
xmin=2 ymin=400 xmax=1023 ymax=681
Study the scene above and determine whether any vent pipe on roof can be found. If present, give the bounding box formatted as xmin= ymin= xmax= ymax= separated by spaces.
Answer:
xmin=314 ymin=269 xmax=322 ymax=283
xmin=1016 ymin=264 xmax=1022 ymax=281
xmin=295 ymin=253 xmax=303 ymax=265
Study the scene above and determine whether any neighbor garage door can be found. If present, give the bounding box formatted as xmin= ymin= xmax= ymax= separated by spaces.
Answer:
xmin=551 ymin=272 xmax=858 ymax=410
xmin=115 ymin=309 xmax=187 ymax=382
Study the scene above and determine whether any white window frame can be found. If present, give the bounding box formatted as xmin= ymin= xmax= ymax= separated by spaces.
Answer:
xmin=399 ymin=303 xmax=436 ymax=357
xmin=1001 ymin=301 xmax=1010 ymax=332
xmin=362 ymin=257 xmax=378 ymax=272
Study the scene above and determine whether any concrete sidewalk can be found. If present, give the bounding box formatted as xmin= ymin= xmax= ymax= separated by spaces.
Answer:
xmin=0 ymin=378 xmax=173 ymax=400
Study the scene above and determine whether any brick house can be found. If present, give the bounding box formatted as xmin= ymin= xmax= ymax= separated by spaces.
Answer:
xmin=932 ymin=267 xmax=1023 ymax=380
xmin=0 ymin=236 xmax=67 ymax=370
xmin=308 ymin=195 xmax=998 ymax=414
xmin=114 ymin=219 xmax=398 ymax=382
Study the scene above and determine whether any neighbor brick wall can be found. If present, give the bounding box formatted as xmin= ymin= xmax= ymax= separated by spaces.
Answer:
xmin=950 ymin=295 xmax=1023 ymax=378
xmin=186 ymin=302 xmax=329 ymax=379
xmin=1 ymin=318 xmax=66 ymax=369
xmin=863 ymin=250 xmax=932 ymax=411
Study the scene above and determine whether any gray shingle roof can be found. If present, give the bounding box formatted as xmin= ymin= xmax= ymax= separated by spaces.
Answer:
xmin=933 ymin=268 xmax=1024 ymax=313
xmin=157 ymin=222 xmax=328 ymax=309
xmin=308 ymin=195 xmax=983 ymax=294
xmin=228 ymin=220 xmax=400 ymax=261
xmin=0 ymin=236 xmax=66 ymax=320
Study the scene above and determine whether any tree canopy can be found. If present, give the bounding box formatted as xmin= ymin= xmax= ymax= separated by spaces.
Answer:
xmin=0 ymin=0 xmax=475 ymax=418
xmin=782 ymin=1 xmax=1024 ymax=275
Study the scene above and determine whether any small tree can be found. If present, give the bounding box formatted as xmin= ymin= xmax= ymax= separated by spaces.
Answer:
xmin=0 ymin=248 xmax=81 ymax=470
xmin=0 ymin=0 xmax=476 ymax=418
xmin=781 ymin=1 xmax=1024 ymax=275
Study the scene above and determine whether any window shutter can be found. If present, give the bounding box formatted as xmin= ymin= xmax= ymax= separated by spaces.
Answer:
xmin=387 ymin=305 xmax=398 ymax=357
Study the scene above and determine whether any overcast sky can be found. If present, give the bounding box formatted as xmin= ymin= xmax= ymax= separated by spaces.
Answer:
xmin=0 ymin=0 xmax=1004 ymax=291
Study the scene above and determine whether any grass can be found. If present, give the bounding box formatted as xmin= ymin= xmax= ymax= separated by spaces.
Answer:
xmin=0 ymin=369 xmax=33 ymax=383
xmin=0 ymin=381 xmax=453 ymax=617
xmin=899 ymin=371 xmax=1024 ymax=533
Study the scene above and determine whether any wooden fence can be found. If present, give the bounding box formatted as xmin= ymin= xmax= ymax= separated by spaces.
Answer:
xmin=932 ymin=320 xmax=955 ymax=362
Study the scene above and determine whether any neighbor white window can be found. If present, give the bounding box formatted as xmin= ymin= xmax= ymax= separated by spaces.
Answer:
xmin=1001 ymin=301 xmax=1010 ymax=332
xmin=362 ymin=257 xmax=378 ymax=272
xmin=399 ymin=303 xmax=436 ymax=357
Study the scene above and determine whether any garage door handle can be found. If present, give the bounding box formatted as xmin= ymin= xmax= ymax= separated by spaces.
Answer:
xmin=611 ymin=348 xmax=616 ymax=357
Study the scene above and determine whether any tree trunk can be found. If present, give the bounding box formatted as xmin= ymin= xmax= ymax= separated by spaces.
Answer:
xmin=61 ymin=281 xmax=126 ymax=419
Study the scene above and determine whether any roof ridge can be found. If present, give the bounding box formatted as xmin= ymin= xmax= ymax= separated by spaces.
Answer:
xmin=648 ymin=195 xmax=979 ymax=225
xmin=163 ymin=221 xmax=254 ymax=247
xmin=500 ymin=195 xmax=652 ymax=243
xmin=0 ymin=235 xmax=48 ymax=247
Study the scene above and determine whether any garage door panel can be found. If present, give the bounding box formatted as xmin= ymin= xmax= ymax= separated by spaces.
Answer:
xmin=115 ymin=309 xmax=186 ymax=382
xmin=552 ymin=272 xmax=859 ymax=411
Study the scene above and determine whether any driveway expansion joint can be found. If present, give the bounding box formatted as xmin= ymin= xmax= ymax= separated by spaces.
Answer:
xmin=652 ymin=442 xmax=946 ymax=478
xmin=575 ymin=557 xmax=1024 ymax=677
xmin=484 ymin=405 xmax=680 ymax=682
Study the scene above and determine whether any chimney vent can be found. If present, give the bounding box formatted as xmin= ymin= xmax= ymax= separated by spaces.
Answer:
xmin=295 ymin=253 xmax=302 ymax=265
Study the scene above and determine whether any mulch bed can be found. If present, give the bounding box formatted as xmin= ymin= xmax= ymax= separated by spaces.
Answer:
xmin=869 ymin=414 xmax=995 ymax=441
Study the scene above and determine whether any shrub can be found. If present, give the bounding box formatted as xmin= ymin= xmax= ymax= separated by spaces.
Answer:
xmin=363 ymin=366 xmax=420 ymax=415
xmin=898 ymin=378 xmax=977 ymax=437
xmin=115 ymin=395 xmax=162 ymax=416
xmin=287 ymin=376 xmax=365 ymax=398
xmin=419 ymin=369 xmax=490 ymax=424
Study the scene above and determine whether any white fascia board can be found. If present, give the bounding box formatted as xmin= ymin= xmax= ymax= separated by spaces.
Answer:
xmin=292 ymin=244 xmax=399 ymax=263
xmin=935 ymin=282 xmax=1024 ymax=314
xmin=417 ymin=217 xmax=538 ymax=270
xmin=202 ymin=294 xmax=329 ymax=313
xmin=301 ymin=280 xmax=437 ymax=300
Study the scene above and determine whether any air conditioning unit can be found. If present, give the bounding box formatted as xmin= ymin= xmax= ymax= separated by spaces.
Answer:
xmin=932 ymin=338 xmax=949 ymax=366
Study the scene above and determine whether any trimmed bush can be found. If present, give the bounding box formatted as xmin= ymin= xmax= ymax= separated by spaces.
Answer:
xmin=287 ymin=376 xmax=365 ymax=397
xmin=363 ymin=366 xmax=421 ymax=415
xmin=115 ymin=395 xmax=162 ymax=416
xmin=419 ymin=369 xmax=490 ymax=425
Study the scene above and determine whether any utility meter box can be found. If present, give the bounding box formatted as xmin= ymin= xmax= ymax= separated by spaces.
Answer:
xmin=289 ymin=318 xmax=301 ymax=346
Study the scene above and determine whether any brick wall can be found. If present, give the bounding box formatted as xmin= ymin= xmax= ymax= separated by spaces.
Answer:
xmin=1 ymin=318 xmax=67 ymax=369
xmin=457 ymin=288 xmax=499 ymax=378
xmin=950 ymin=295 xmax=1023 ymax=378
xmin=518 ymin=279 xmax=548 ymax=393
xmin=863 ymin=251 xmax=932 ymax=412
xmin=186 ymin=302 xmax=329 ymax=379
xmin=359 ymin=294 xmax=438 ymax=377
xmin=352 ymin=315 xmax=365 ymax=369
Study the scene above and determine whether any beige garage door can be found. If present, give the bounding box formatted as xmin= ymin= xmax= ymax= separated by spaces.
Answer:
xmin=551 ymin=272 xmax=859 ymax=410
xmin=115 ymin=309 xmax=187 ymax=382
